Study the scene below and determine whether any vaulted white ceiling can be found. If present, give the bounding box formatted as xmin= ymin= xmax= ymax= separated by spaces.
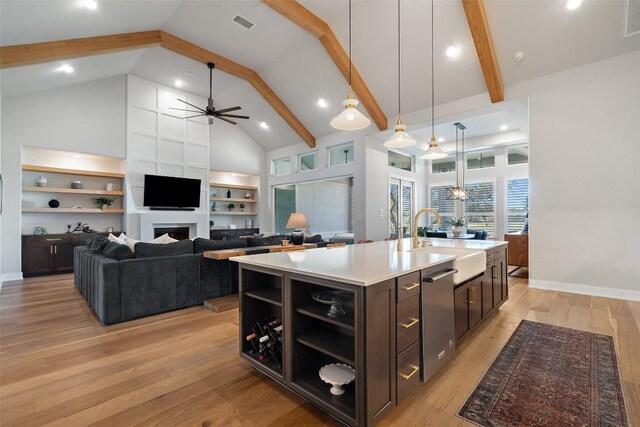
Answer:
xmin=1 ymin=0 xmax=639 ymax=151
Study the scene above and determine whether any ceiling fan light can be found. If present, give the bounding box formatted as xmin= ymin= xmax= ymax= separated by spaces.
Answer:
xmin=330 ymin=97 xmax=371 ymax=131
xmin=384 ymin=120 xmax=416 ymax=148
xmin=420 ymin=136 xmax=447 ymax=160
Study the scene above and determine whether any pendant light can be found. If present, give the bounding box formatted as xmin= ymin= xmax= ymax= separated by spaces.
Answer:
xmin=384 ymin=0 xmax=416 ymax=148
xmin=330 ymin=0 xmax=371 ymax=131
xmin=421 ymin=0 xmax=446 ymax=160
xmin=447 ymin=122 xmax=472 ymax=201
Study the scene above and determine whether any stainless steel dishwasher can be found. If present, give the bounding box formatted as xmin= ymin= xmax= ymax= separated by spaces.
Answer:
xmin=421 ymin=265 xmax=457 ymax=382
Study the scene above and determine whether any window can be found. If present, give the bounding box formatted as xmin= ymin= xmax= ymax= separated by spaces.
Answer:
xmin=431 ymin=155 xmax=456 ymax=174
xmin=273 ymin=185 xmax=296 ymax=234
xmin=464 ymin=181 xmax=495 ymax=236
xmin=272 ymin=157 xmax=291 ymax=176
xmin=388 ymin=150 xmax=413 ymax=172
xmin=298 ymin=152 xmax=318 ymax=172
xmin=507 ymin=178 xmax=529 ymax=233
xmin=466 ymin=149 xmax=495 ymax=170
xmin=329 ymin=144 xmax=354 ymax=166
xmin=390 ymin=178 xmax=414 ymax=237
xmin=507 ymin=145 xmax=529 ymax=165
xmin=428 ymin=185 xmax=455 ymax=231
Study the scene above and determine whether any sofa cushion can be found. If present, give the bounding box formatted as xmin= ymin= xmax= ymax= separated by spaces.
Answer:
xmin=134 ymin=239 xmax=194 ymax=258
xmin=304 ymin=234 xmax=323 ymax=244
xmin=108 ymin=233 xmax=127 ymax=244
xmin=248 ymin=235 xmax=288 ymax=247
xmin=102 ymin=242 xmax=134 ymax=261
xmin=90 ymin=236 xmax=109 ymax=251
xmin=193 ymin=238 xmax=248 ymax=253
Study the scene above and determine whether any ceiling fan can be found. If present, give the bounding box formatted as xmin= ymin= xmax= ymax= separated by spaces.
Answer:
xmin=170 ymin=62 xmax=249 ymax=125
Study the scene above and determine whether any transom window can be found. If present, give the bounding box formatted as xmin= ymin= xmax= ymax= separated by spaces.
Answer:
xmin=272 ymin=157 xmax=291 ymax=176
xmin=431 ymin=155 xmax=456 ymax=174
xmin=329 ymin=144 xmax=354 ymax=166
xmin=507 ymin=145 xmax=529 ymax=165
xmin=298 ymin=152 xmax=318 ymax=172
xmin=466 ymin=149 xmax=495 ymax=170
xmin=388 ymin=150 xmax=413 ymax=172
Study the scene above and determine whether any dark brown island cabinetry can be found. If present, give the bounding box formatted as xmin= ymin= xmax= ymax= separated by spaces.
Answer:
xmin=454 ymin=244 xmax=509 ymax=343
xmin=22 ymin=232 xmax=117 ymax=277
xmin=237 ymin=261 xmax=456 ymax=426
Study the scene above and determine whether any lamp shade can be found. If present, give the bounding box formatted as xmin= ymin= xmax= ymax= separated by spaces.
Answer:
xmin=285 ymin=212 xmax=310 ymax=229
xmin=384 ymin=122 xmax=416 ymax=148
xmin=330 ymin=98 xmax=371 ymax=131
xmin=420 ymin=136 xmax=447 ymax=160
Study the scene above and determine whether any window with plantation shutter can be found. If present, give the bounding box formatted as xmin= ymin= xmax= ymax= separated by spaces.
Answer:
xmin=507 ymin=178 xmax=529 ymax=233
xmin=428 ymin=185 xmax=455 ymax=231
xmin=464 ymin=181 xmax=495 ymax=236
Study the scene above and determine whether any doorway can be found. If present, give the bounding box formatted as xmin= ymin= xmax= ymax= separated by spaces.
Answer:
xmin=389 ymin=178 xmax=414 ymax=238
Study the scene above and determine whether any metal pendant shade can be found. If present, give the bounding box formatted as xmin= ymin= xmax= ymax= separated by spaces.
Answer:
xmin=447 ymin=122 xmax=473 ymax=201
xmin=331 ymin=0 xmax=371 ymax=131
xmin=384 ymin=0 xmax=416 ymax=148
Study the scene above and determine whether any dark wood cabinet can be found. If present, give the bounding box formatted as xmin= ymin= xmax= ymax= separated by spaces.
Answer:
xmin=482 ymin=268 xmax=494 ymax=316
xmin=22 ymin=232 xmax=114 ymax=277
xmin=468 ymin=277 xmax=483 ymax=329
xmin=210 ymin=228 xmax=259 ymax=240
xmin=454 ymin=283 xmax=470 ymax=341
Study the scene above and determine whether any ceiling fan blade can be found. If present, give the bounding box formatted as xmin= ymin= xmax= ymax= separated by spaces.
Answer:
xmin=216 ymin=116 xmax=237 ymax=125
xmin=208 ymin=117 xmax=214 ymax=125
xmin=215 ymin=106 xmax=241 ymax=114
xmin=169 ymin=107 xmax=204 ymax=113
xmin=183 ymin=113 xmax=206 ymax=119
xmin=176 ymin=99 xmax=205 ymax=112
xmin=217 ymin=114 xmax=250 ymax=119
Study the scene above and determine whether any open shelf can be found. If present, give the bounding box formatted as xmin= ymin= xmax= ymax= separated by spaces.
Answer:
xmin=210 ymin=197 xmax=257 ymax=203
xmin=242 ymin=350 xmax=284 ymax=379
xmin=22 ymin=186 xmax=124 ymax=196
xmin=295 ymin=305 xmax=354 ymax=331
xmin=245 ymin=288 xmax=282 ymax=306
xmin=296 ymin=326 xmax=354 ymax=365
xmin=22 ymin=208 xmax=125 ymax=214
xmin=210 ymin=211 xmax=257 ymax=216
xmin=22 ymin=164 xmax=124 ymax=179
xmin=210 ymin=182 xmax=257 ymax=191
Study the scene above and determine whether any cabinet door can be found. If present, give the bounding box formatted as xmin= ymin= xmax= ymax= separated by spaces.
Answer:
xmin=454 ymin=284 xmax=470 ymax=341
xmin=54 ymin=242 xmax=77 ymax=272
xmin=492 ymin=263 xmax=501 ymax=308
xmin=24 ymin=245 xmax=55 ymax=275
xmin=496 ymin=254 xmax=507 ymax=304
xmin=468 ymin=278 xmax=483 ymax=328
xmin=482 ymin=267 xmax=494 ymax=316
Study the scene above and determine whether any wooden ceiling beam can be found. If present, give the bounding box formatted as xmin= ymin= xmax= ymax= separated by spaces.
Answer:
xmin=0 ymin=31 xmax=316 ymax=148
xmin=461 ymin=0 xmax=504 ymax=103
xmin=262 ymin=0 xmax=388 ymax=131
xmin=0 ymin=30 xmax=162 ymax=68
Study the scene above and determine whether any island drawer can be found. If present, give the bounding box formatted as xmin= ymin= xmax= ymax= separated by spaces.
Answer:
xmin=397 ymin=341 xmax=420 ymax=403
xmin=396 ymin=271 xmax=421 ymax=302
xmin=396 ymin=295 xmax=420 ymax=353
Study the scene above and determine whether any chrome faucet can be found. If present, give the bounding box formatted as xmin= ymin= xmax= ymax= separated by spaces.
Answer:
xmin=413 ymin=208 xmax=441 ymax=249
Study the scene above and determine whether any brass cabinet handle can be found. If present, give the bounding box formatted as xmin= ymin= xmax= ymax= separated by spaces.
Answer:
xmin=402 ymin=282 xmax=420 ymax=291
xmin=401 ymin=318 xmax=419 ymax=329
xmin=54 ymin=246 xmax=57 ymax=255
xmin=400 ymin=364 xmax=420 ymax=380
xmin=50 ymin=246 xmax=53 ymax=255
xmin=45 ymin=238 xmax=62 ymax=241
xmin=492 ymin=264 xmax=498 ymax=279
xmin=468 ymin=286 xmax=476 ymax=304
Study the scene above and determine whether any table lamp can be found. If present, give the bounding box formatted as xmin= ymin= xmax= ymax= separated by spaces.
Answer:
xmin=285 ymin=212 xmax=310 ymax=245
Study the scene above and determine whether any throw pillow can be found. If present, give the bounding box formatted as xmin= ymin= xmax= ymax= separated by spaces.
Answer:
xmin=89 ymin=236 xmax=109 ymax=251
xmin=152 ymin=233 xmax=178 ymax=244
xmin=102 ymin=242 xmax=134 ymax=261
xmin=124 ymin=237 xmax=140 ymax=253
xmin=108 ymin=233 xmax=126 ymax=245
xmin=304 ymin=234 xmax=323 ymax=244
xmin=193 ymin=238 xmax=248 ymax=253
xmin=134 ymin=239 xmax=194 ymax=258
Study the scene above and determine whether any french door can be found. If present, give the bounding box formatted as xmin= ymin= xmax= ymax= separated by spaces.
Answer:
xmin=389 ymin=178 xmax=414 ymax=238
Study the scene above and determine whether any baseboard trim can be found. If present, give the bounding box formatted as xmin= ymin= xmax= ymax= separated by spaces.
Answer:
xmin=529 ymin=279 xmax=640 ymax=302
xmin=1 ymin=273 xmax=24 ymax=289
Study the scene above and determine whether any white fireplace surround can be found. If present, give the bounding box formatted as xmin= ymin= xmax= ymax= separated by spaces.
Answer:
xmin=132 ymin=212 xmax=209 ymax=242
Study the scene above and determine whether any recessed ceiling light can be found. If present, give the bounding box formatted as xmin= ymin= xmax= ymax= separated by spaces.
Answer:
xmin=80 ymin=0 xmax=98 ymax=10
xmin=565 ymin=0 xmax=583 ymax=10
xmin=438 ymin=137 xmax=444 ymax=142
xmin=56 ymin=64 xmax=74 ymax=73
xmin=317 ymin=98 xmax=328 ymax=108
xmin=231 ymin=173 xmax=237 ymax=177
xmin=73 ymin=154 xmax=82 ymax=158
xmin=259 ymin=122 xmax=269 ymax=130
xmin=500 ymin=125 xmax=508 ymax=131
xmin=174 ymin=79 xmax=183 ymax=88
xmin=445 ymin=45 xmax=461 ymax=58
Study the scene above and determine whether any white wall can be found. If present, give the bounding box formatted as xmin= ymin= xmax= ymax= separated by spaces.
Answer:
xmin=1 ymin=76 xmax=126 ymax=280
xmin=210 ymin=122 xmax=265 ymax=177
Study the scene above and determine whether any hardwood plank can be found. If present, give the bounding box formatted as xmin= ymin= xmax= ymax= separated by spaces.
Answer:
xmin=22 ymin=187 xmax=124 ymax=196
xmin=210 ymin=182 xmax=258 ymax=191
xmin=203 ymin=294 xmax=239 ymax=313
xmin=262 ymin=0 xmax=388 ymax=131
xmin=1 ymin=274 xmax=638 ymax=426
xmin=461 ymin=0 xmax=504 ymax=103
xmin=21 ymin=164 xmax=124 ymax=178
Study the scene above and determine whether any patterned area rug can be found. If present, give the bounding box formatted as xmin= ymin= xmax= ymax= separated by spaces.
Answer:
xmin=458 ymin=320 xmax=629 ymax=427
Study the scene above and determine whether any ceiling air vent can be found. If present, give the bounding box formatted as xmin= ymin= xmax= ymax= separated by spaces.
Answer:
xmin=233 ymin=15 xmax=254 ymax=30
xmin=625 ymin=0 xmax=640 ymax=37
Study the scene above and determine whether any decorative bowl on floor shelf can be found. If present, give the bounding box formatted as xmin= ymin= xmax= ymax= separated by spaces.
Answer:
xmin=311 ymin=290 xmax=353 ymax=318
xmin=319 ymin=363 xmax=355 ymax=396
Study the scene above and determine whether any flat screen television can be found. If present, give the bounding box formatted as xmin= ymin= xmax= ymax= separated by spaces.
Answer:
xmin=143 ymin=174 xmax=201 ymax=209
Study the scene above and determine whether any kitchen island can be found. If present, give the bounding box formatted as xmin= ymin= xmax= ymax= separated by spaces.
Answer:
xmin=232 ymin=238 xmax=508 ymax=426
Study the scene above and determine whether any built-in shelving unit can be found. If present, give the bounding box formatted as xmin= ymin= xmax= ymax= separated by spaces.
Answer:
xmin=22 ymin=208 xmax=125 ymax=214
xmin=209 ymin=181 xmax=259 ymax=229
xmin=22 ymin=187 xmax=124 ymax=196
xmin=210 ymin=211 xmax=257 ymax=216
xmin=22 ymin=164 xmax=125 ymax=179
xmin=211 ymin=182 xmax=257 ymax=191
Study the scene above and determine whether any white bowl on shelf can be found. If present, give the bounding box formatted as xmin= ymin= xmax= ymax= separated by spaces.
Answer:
xmin=319 ymin=363 xmax=355 ymax=396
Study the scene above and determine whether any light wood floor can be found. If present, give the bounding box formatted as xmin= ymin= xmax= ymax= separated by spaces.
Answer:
xmin=1 ymin=274 xmax=639 ymax=426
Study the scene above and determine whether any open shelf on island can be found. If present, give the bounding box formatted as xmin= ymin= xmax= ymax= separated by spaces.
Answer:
xmin=22 ymin=186 xmax=124 ymax=196
xmin=22 ymin=208 xmax=125 ymax=214
xmin=241 ymin=348 xmax=284 ymax=379
xmin=295 ymin=305 xmax=354 ymax=331
xmin=296 ymin=329 xmax=354 ymax=365
xmin=245 ymin=288 xmax=282 ymax=306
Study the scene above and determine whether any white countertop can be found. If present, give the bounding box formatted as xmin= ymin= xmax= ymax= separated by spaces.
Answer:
xmin=231 ymin=238 xmax=507 ymax=287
